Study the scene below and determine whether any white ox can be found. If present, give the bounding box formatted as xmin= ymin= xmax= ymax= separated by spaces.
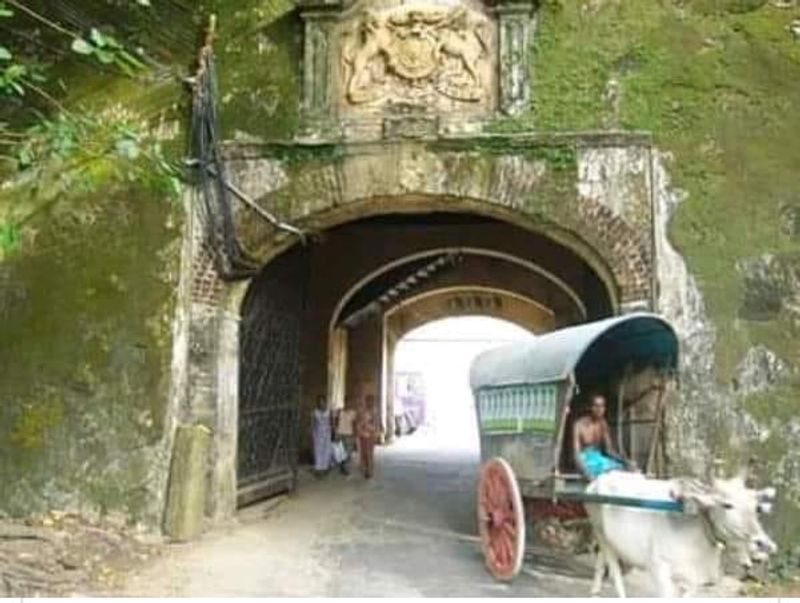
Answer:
xmin=585 ymin=471 xmax=777 ymax=597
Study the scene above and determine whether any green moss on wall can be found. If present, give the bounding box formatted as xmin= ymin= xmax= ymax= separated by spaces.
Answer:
xmin=430 ymin=137 xmax=578 ymax=171
xmin=9 ymin=391 xmax=65 ymax=453
xmin=528 ymin=1 xmax=800 ymax=381
xmin=211 ymin=0 xmax=302 ymax=140
xmin=0 ymin=180 xmax=181 ymax=525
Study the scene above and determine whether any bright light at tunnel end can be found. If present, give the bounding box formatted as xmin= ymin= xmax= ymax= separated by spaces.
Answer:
xmin=393 ymin=317 xmax=535 ymax=454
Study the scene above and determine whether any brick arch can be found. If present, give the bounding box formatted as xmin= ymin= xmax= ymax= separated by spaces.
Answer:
xmin=385 ymin=286 xmax=556 ymax=341
xmin=231 ymin=146 xmax=653 ymax=306
xmin=241 ymin=193 xmax=650 ymax=306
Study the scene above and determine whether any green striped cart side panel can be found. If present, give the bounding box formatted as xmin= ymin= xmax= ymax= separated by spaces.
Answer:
xmin=477 ymin=383 xmax=559 ymax=436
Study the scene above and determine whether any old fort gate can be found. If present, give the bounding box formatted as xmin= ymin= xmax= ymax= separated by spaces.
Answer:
xmin=170 ymin=0 xmax=662 ymax=524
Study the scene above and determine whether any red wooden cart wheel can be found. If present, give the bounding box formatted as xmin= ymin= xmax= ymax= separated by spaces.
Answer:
xmin=477 ymin=457 xmax=525 ymax=581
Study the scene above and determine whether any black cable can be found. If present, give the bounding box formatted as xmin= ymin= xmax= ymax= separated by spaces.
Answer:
xmin=188 ymin=38 xmax=259 ymax=280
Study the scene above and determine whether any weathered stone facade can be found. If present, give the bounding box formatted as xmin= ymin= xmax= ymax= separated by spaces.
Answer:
xmin=171 ymin=127 xmax=661 ymax=520
xmin=158 ymin=0 xmax=671 ymax=527
xmin=3 ymin=0 xmax=797 ymax=552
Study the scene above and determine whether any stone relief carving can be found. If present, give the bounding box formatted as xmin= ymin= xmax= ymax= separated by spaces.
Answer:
xmin=341 ymin=6 xmax=491 ymax=106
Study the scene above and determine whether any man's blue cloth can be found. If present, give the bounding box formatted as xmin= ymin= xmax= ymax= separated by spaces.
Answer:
xmin=579 ymin=446 xmax=625 ymax=479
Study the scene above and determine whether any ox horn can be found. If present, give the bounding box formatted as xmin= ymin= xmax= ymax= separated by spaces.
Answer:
xmin=757 ymin=501 xmax=774 ymax=515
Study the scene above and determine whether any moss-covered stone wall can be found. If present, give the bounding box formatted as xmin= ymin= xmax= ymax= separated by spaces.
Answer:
xmin=0 ymin=181 xmax=182 ymax=527
xmin=527 ymin=0 xmax=799 ymax=378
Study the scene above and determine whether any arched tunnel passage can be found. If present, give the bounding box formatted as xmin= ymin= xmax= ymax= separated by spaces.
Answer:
xmin=237 ymin=211 xmax=616 ymax=505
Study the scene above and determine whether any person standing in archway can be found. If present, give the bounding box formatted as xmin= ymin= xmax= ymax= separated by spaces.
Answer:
xmin=355 ymin=394 xmax=381 ymax=479
xmin=312 ymin=395 xmax=333 ymax=477
xmin=335 ymin=402 xmax=357 ymax=471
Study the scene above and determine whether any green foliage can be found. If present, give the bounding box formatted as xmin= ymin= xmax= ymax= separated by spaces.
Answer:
xmin=768 ymin=543 xmax=800 ymax=582
xmin=0 ymin=0 xmax=185 ymax=261
xmin=70 ymin=28 xmax=146 ymax=76
xmin=0 ymin=108 xmax=183 ymax=258
xmin=0 ymin=221 xmax=20 ymax=258
xmin=9 ymin=110 xmax=183 ymax=196
xmin=0 ymin=63 xmax=28 ymax=96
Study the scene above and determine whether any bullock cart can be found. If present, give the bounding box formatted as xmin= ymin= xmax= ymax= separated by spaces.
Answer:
xmin=470 ymin=313 xmax=683 ymax=580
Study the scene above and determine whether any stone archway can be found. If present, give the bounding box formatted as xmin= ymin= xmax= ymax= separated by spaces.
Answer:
xmin=175 ymin=134 xmax=659 ymax=524
xmin=227 ymin=135 xmax=656 ymax=310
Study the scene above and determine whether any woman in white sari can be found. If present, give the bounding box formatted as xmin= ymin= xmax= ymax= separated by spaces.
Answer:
xmin=312 ymin=396 xmax=332 ymax=476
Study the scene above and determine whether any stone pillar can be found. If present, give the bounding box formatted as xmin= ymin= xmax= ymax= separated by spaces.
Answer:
xmin=299 ymin=0 xmax=342 ymax=117
xmin=496 ymin=1 xmax=536 ymax=116
xmin=209 ymin=309 xmax=240 ymax=520
xmin=172 ymin=193 xmax=242 ymax=533
xmin=164 ymin=424 xmax=212 ymax=541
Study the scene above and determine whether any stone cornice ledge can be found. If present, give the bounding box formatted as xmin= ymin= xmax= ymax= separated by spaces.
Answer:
xmin=219 ymin=130 xmax=654 ymax=160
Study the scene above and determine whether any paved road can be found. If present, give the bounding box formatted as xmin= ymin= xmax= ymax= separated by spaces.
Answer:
xmin=121 ymin=434 xmax=738 ymax=597
xmin=319 ymin=437 xmax=601 ymax=597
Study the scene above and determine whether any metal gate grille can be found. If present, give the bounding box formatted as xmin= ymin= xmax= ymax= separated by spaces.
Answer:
xmin=238 ymin=250 xmax=305 ymax=506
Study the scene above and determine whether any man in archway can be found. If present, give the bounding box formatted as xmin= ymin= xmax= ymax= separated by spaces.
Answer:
xmin=355 ymin=394 xmax=381 ymax=479
xmin=573 ymin=394 xmax=636 ymax=481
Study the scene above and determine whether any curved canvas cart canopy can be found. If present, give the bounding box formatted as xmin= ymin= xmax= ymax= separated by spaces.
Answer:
xmin=470 ymin=313 xmax=679 ymax=391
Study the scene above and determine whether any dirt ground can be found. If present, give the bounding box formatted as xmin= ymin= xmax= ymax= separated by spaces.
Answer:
xmin=0 ymin=511 xmax=161 ymax=596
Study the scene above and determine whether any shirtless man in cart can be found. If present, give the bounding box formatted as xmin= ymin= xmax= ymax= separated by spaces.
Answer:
xmin=573 ymin=394 xmax=637 ymax=481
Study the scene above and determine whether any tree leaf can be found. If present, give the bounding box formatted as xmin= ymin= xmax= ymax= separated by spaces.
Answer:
xmin=0 ymin=46 xmax=11 ymax=61
xmin=118 ymin=50 xmax=145 ymax=70
xmin=136 ymin=0 xmax=151 ymax=6
xmin=89 ymin=28 xmax=106 ymax=48
xmin=96 ymin=49 xmax=115 ymax=64
xmin=0 ymin=6 xmax=13 ymax=18
xmin=5 ymin=64 xmax=25 ymax=78
xmin=103 ymin=34 xmax=122 ymax=49
xmin=71 ymin=38 xmax=94 ymax=55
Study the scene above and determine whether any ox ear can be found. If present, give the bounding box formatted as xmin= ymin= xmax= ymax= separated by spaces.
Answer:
xmin=758 ymin=486 xmax=777 ymax=502
xmin=674 ymin=479 xmax=717 ymax=512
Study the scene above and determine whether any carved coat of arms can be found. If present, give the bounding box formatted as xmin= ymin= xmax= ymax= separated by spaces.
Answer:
xmin=341 ymin=6 xmax=491 ymax=106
